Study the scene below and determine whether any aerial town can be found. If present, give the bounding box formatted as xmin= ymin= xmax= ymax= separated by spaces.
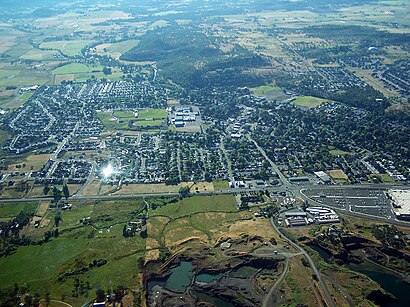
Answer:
xmin=0 ymin=0 xmax=409 ymax=306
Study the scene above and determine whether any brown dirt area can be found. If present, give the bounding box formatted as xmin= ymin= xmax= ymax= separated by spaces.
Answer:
xmin=328 ymin=169 xmax=348 ymax=180
xmin=8 ymin=154 xmax=51 ymax=172
xmin=36 ymin=201 xmax=50 ymax=217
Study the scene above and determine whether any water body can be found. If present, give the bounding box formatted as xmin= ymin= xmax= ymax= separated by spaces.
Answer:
xmin=147 ymin=261 xmax=193 ymax=293
xmin=308 ymin=243 xmax=410 ymax=306
xmin=192 ymin=290 xmax=236 ymax=307
xmin=306 ymin=243 xmax=332 ymax=261
xmin=196 ymin=273 xmax=222 ymax=283
xmin=347 ymin=261 xmax=410 ymax=307
xmin=165 ymin=261 xmax=194 ymax=292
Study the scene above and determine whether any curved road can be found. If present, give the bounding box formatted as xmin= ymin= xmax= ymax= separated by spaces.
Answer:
xmin=269 ymin=217 xmax=336 ymax=307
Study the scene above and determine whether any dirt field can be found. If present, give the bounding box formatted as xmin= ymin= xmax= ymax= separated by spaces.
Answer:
xmin=116 ymin=181 xmax=214 ymax=195
xmin=81 ymin=180 xmax=101 ymax=196
xmin=8 ymin=153 xmax=51 ymax=172
xmin=328 ymin=169 xmax=349 ymax=183
xmin=36 ymin=201 xmax=50 ymax=217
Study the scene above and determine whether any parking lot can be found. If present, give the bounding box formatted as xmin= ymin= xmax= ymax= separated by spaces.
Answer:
xmin=303 ymin=188 xmax=393 ymax=219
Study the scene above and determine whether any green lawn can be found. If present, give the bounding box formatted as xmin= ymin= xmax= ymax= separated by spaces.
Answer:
xmin=0 ymin=238 xmax=88 ymax=288
xmin=52 ymin=63 xmax=100 ymax=75
xmin=150 ymin=195 xmax=237 ymax=219
xmin=0 ymin=129 xmax=10 ymax=146
xmin=0 ymin=202 xmax=37 ymax=219
xmin=251 ymin=85 xmax=281 ymax=96
xmin=213 ymin=180 xmax=229 ymax=190
xmin=113 ymin=110 xmax=135 ymax=119
xmin=293 ymin=96 xmax=328 ymax=108
xmin=137 ymin=108 xmax=167 ymax=119
xmin=133 ymin=119 xmax=164 ymax=127
xmin=97 ymin=109 xmax=167 ymax=131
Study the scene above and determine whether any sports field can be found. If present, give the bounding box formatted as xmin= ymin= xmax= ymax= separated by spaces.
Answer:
xmin=292 ymin=96 xmax=328 ymax=108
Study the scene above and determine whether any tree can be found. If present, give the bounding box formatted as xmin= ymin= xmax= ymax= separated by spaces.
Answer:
xmin=102 ymin=67 xmax=112 ymax=75
xmin=52 ymin=186 xmax=61 ymax=202
xmin=43 ymin=184 xmax=50 ymax=195
xmin=54 ymin=212 xmax=62 ymax=227
xmin=96 ymin=289 xmax=105 ymax=303
xmin=178 ymin=186 xmax=190 ymax=199
xmin=63 ymin=184 xmax=69 ymax=200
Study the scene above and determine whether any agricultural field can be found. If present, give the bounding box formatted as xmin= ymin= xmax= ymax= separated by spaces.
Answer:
xmin=93 ymin=39 xmax=140 ymax=59
xmin=40 ymin=40 xmax=91 ymax=57
xmin=52 ymin=63 xmax=123 ymax=84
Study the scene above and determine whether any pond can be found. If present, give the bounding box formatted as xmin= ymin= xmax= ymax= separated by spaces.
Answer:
xmin=347 ymin=260 xmax=410 ymax=307
xmin=306 ymin=243 xmax=332 ymax=261
xmin=196 ymin=273 xmax=222 ymax=283
xmin=308 ymin=243 xmax=410 ymax=306
xmin=148 ymin=261 xmax=194 ymax=293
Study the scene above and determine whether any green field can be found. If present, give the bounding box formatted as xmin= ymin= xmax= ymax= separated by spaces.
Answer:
xmin=52 ymin=63 xmax=100 ymax=75
xmin=0 ymin=66 xmax=50 ymax=87
xmin=40 ymin=40 xmax=91 ymax=57
xmin=98 ymin=109 xmax=167 ymax=131
xmin=113 ymin=110 xmax=135 ymax=119
xmin=212 ymin=180 xmax=229 ymax=190
xmin=20 ymin=49 xmax=58 ymax=61
xmin=292 ymin=96 xmax=328 ymax=108
xmin=52 ymin=63 xmax=123 ymax=83
xmin=329 ymin=149 xmax=353 ymax=156
xmin=137 ymin=108 xmax=168 ymax=119
xmin=150 ymin=195 xmax=237 ymax=219
xmin=251 ymin=85 xmax=281 ymax=96
xmin=0 ymin=202 xmax=37 ymax=219
xmin=0 ymin=199 xmax=146 ymax=305
xmin=133 ymin=119 xmax=164 ymax=127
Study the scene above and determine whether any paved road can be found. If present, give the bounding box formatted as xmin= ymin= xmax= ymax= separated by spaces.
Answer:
xmin=270 ymin=217 xmax=336 ymax=307
xmin=247 ymin=134 xmax=289 ymax=185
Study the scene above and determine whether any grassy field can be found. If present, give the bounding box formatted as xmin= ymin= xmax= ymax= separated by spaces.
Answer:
xmin=0 ymin=199 xmax=146 ymax=305
xmin=212 ymin=180 xmax=229 ymax=190
xmin=329 ymin=149 xmax=353 ymax=156
xmin=52 ymin=63 xmax=123 ymax=83
xmin=40 ymin=40 xmax=91 ymax=57
xmin=293 ymin=96 xmax=328 ymax=108
xmin=94 ymin=39 xmax=140 ymax=59
xmin=0 ymin=202 xmax=37 ymax=219
xmin=328 ymin=169 xmax=349 ymax=183
xmin=251 ymin=85 xmax=281 ymax=96
xmin=0 ymin=129 xmax=10 ymax=146
xmin=147 ymin=195 xmax=243 ymax=253
xmin=97 ymin=108 xmax=167 ymax=131
xmin=0 ymin=65 xmax=50 ymax=87
xmin=150 ymin=195 xmax=237 ymax=219
xmin=137 ymin=108 xmax=168 ymax=119
xmin=52 ymin=63 xmax=100 ymax=75
xmin=20 ymin=49 xmax=58 ymax=61
xmin=8 ymin=153 xmax=51 ymax=172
